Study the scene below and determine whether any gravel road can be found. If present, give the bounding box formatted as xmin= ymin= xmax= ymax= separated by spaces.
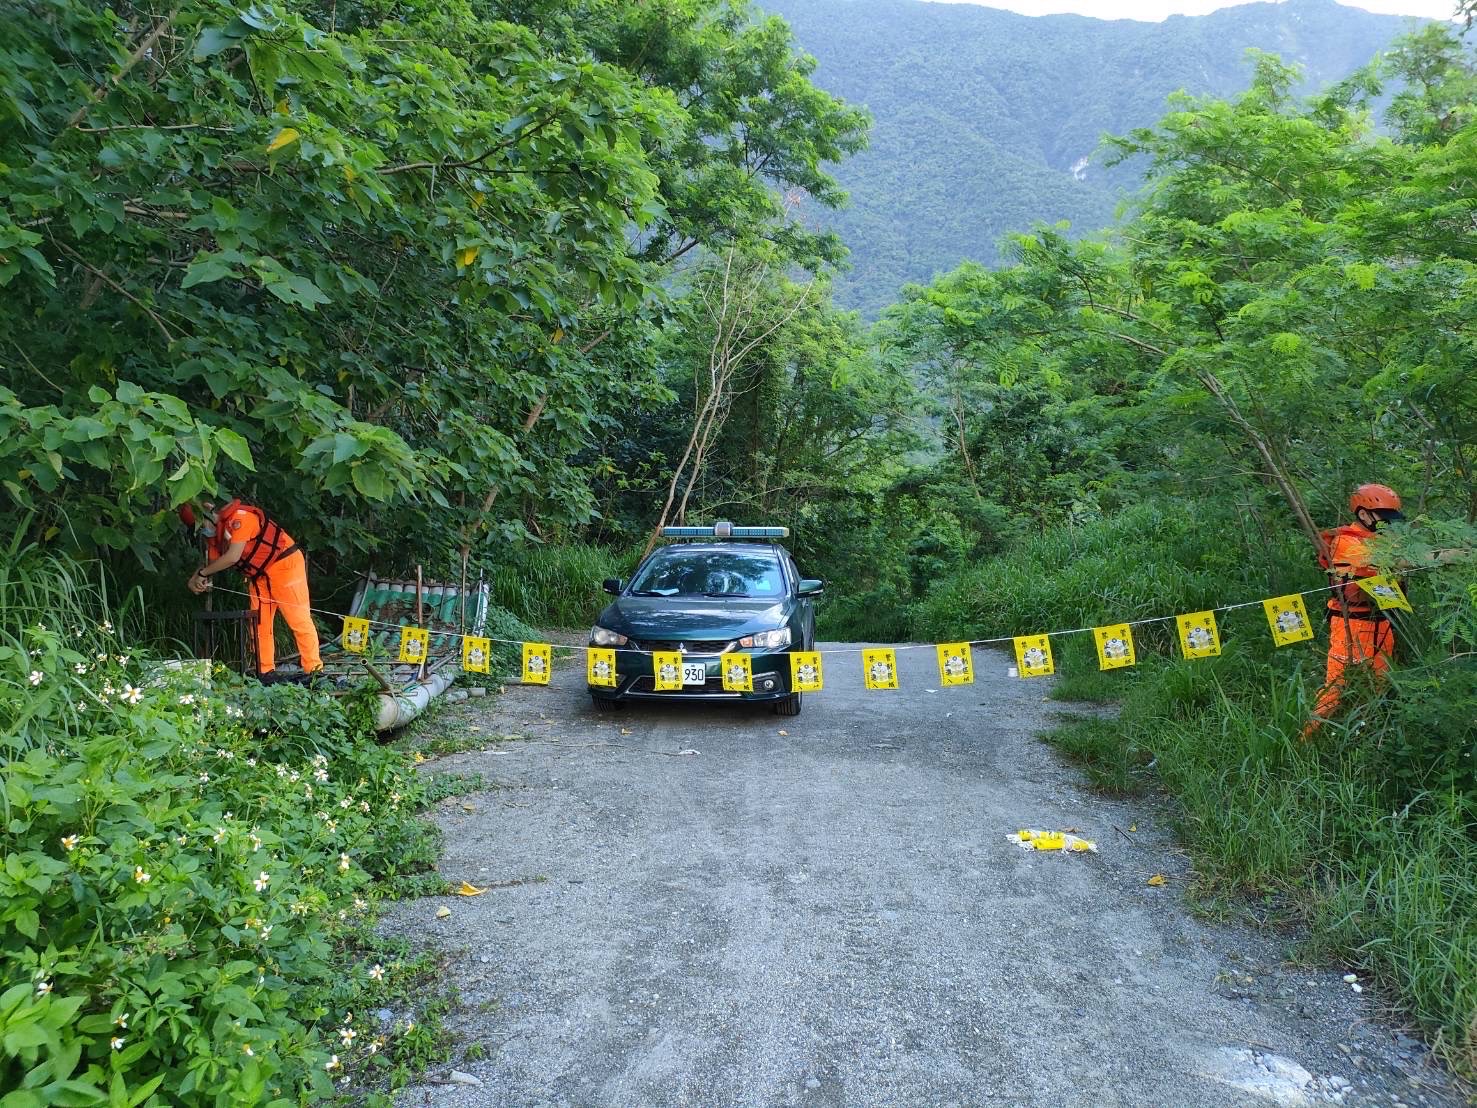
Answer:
xmin=382 ymin=643 xmax=1462 ymax=1108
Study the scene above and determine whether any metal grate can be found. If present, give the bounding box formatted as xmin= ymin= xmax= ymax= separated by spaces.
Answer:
xmin=633 ymin=639 xmax=735 ymax=655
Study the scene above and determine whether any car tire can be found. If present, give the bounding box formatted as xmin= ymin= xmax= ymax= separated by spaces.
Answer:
xmin=775 ymin=692 xmax=802 ymax=717
xmin=591 ymin=694 xmax=621 ymax=713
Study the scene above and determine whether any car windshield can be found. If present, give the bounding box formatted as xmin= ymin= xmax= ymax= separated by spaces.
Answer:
xmin=628 ymin=549 xmax=786 ymax=598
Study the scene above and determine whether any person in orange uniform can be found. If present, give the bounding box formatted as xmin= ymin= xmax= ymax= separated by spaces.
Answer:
xmin=181 ymin=498 xmax=322 ymax=682
xmin=1303 ymin=483 xmax=1405 ymax=735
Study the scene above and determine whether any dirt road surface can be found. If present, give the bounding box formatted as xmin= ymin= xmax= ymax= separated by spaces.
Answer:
xmin=383 ymin=644 xmax=1461 ymax=1108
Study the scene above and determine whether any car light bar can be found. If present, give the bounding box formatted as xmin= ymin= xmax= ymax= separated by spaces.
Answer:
xmin=661 ymin=522 xmax=790 ymax=539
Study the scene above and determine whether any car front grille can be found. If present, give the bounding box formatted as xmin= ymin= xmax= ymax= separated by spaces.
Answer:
xmin=632 ymin=639 xmax=736 ymax=655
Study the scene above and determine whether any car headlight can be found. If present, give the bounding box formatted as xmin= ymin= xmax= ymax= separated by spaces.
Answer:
xmin=739 ymin=627 xmax=792 ymax=650
xmin=590 ymin=625 xmax=628 ymax=647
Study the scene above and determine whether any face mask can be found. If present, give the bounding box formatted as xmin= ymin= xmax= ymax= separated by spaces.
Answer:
xmin=200 ymin=523 xmax=217 ymax=538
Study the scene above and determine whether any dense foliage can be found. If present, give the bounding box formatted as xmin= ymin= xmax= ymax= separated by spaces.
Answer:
xmin=0 ymin=0 xmax=864 ymax=588
xmin=0 ymin=550 xmax=459 ymax=1103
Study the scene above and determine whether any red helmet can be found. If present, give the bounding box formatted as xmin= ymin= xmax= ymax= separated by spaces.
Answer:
xmin=1349 ymin=483 xmax=1400 ymax=513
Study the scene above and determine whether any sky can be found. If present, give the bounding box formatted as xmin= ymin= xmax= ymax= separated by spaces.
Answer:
xmin=928 ymin=0 xmax=1457 ymax=19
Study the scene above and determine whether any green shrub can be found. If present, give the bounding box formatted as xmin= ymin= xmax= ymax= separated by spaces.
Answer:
xmin=1 ymin=553 xmax=453 ymax=1104
xmin=484 ymin=543 xmax=634 ymax=629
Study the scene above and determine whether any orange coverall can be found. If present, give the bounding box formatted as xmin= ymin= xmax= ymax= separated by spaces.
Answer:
xmin=211 ymin=506 xmax=321 ymax=674
xmin=1309 ymin=525 xmax=1395 ymax=725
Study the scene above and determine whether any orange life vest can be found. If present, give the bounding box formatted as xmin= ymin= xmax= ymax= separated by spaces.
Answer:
xmin=207 ymin=501 xmax=301 ymax=583
xmin=1317 ymin=524 xmax=1392 ymax=619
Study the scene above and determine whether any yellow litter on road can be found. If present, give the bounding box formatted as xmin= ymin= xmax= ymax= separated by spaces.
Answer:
xmin=1011 ymin=828 xmax=1097 ymax=853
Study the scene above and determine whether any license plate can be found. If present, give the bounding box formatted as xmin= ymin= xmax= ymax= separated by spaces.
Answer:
xmin=682 ymin=662 xmax=707 ymax=686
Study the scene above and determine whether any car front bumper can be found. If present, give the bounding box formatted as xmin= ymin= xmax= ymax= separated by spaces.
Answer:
xmin=589 ymin=648 xmax=794 ymax=702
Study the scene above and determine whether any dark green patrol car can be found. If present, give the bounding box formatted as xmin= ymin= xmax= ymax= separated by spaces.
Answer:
xmin=588 ymin=524 xmax=823 ymax=716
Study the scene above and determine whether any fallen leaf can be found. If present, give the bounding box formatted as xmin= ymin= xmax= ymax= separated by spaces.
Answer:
xmin=413 ymin=751 xmax=427 ymax=764
xmin=1146 ymin=874 xmax=1167 ymax=887
xmin=460 ymin=803 xmax=475 ymax=812
xmin=778 ymin=730 xmax=789 ymax=736
xmin=1128 ymin=823 xmax=1138 ymax=833
xmin=435 ymin=906 xmax=451 ymax=918
xmin=456 ymin=881 xmax=487 ymax=897
xmin=266 ymin=126 xmax=300 ymax=152
xmin=620 ymin=728 xmax=632 ymax=736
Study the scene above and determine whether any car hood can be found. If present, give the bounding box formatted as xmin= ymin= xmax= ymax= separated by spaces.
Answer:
xmin=598 ymin=596 xmax=789 ymax=640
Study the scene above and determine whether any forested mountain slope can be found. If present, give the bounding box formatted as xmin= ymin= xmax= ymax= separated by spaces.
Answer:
xmin=767 ymin=0 xmax=1418 ymax=311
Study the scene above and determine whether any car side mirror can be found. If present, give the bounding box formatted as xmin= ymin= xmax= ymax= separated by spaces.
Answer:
xmin=602 ymin=577 xmax=623 ymax=595
xmin=798 ymin=578 xmax=825 ymax=598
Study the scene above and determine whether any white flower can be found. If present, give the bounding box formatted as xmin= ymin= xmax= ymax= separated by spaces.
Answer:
xmin=249 ymin=834 xmax=262 ymax=851
xmin=313 ymin=768 xmax=329 ymax=783
xmin=338 ymin=1026 xmax=357 ymax=1046
xmin=338 ymin=798 xmax=351 ymax=810
xmin=338 ymin=853 xmax=350 ymax=873
xmin=74 ymin=663 xmax=88 ymax=675
xmin=35 ymin=979 xmax=52 ymax=997
xmin=389 ymin=791 xmax=401 ymax=808
xmin=175 ymin=834 xmax=188 ymax=845
xmin=311 ymin=753 xmax=328 ymax=768
xmin=213 ymin=828 xmax=226 ymax=844
xmin=61 ymin=834 xmax=78 ymax=852
xmin=325 ymin=819 xmax=337 ymax=832
xmin=179 ymin=693 xmax=195 ymax=706
xmin=368 ymin=963 xmax=384 ymax=981
xmin=115 ymin=1012 xmax=128 ymax=1029
xmin=216 ymin=748 xmax=234 ymax=760
xmin=253 ymin=871 xmax=270 ymax=892
xmin=116 ymin=656 xmax=129 ymax=666
xmin=198 ymin=773 xmax=210 ymax=784
xmin=245 ymin=757 xmax=257 ymax=767
xmin=133 ymin=867 xmax=151 ymax=884
xmin=275 ymin=764 xmax=288 ymax=779
xmin=367 ymin=1039 xmax=380 ymax=1055
xmin=353 ymin=897 xmax=367 ymax=911
xmin=359 ymin=801 xmax=370 ymax=813
xmin=28 ymin=671 xmax=42 ymax=686
xmin=324 ymin=1054 xmax=340 ymax=1072
xmin=290 ymin=901 xmax=307 ymax=916
xmin=288 ymin=771 xmax=300 ymax=783
xmin=242 ymin=1043 xmax=255 ymax=1057
xmin=304 ymin=784 xmax=314 ymax=800
xmin=259 ymin=924 xmax=273 ymax=941
xmin=121 ymin=684 xmax=142 ymax=705
xmin=96 ymin=652 xmax=108 ymax=662
xmin=99 ymin=620 xmax=113 ymax=633
xmin=110 ymin=1036 xmax=124 ymax=1051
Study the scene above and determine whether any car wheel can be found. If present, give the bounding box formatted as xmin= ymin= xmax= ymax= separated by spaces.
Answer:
xmin=591 ymin=694 xmax=621 ymax=713
xmin=774 ymin=692 xmax=802 ymax=717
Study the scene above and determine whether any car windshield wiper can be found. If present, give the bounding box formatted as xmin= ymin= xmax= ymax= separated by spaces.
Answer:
xmin=630 ymin=588 xmax=677 ymax=597
xmin=704 ymin=591 xmax=752 ymax=598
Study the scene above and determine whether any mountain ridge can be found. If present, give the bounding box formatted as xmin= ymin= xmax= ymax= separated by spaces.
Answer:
xmin=765 ymin=0 xmax=1422 ymax=312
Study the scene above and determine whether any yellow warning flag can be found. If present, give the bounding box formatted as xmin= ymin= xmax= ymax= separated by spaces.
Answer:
xmin=790 ymin=651 xmax=823 ymax=693
xmin=1013 ymin=634 xmax=1054 ymax=678
xmin=720 ymin=652 xmax=753 ymax=692
xmin=342 ymin=616 xmax=370 ymax=654
xmin=862 ymin=647 xmax=899 ymax=690
xmin=1263 ymin=594 xmax=1315 ymax=646
xmin=1357 ymin=575 xmax=1412 ymax=612
xmin=587 ymin=647 xmax=617 ymax=688
xmin=936 ymin=642 xmax=973 ymax=686
xmin=1176 ymin=610 xmax=1221 ymax=660
xmin=521 ymin=642 xmax=552 ymax=685
xmin=652 ymin=651 xmax=684 ymax=692
xmin=462 ymin=636 xmax=491 ymax=674
xmin=398 ymin=626 xmax=429 ymax=664
xmin=1094 ymin=623 xmax=1136 ymax=671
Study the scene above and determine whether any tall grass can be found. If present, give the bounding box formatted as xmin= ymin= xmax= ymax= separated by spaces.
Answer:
xmin=919 ymin=502 xmax=1477 ymax=1076
xmin=484 ymin=543 xmax=636 ymax=630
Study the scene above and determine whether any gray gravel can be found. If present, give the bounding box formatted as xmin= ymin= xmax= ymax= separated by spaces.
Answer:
xmin=381 ymin=643 xmax=1463 ymax=1107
